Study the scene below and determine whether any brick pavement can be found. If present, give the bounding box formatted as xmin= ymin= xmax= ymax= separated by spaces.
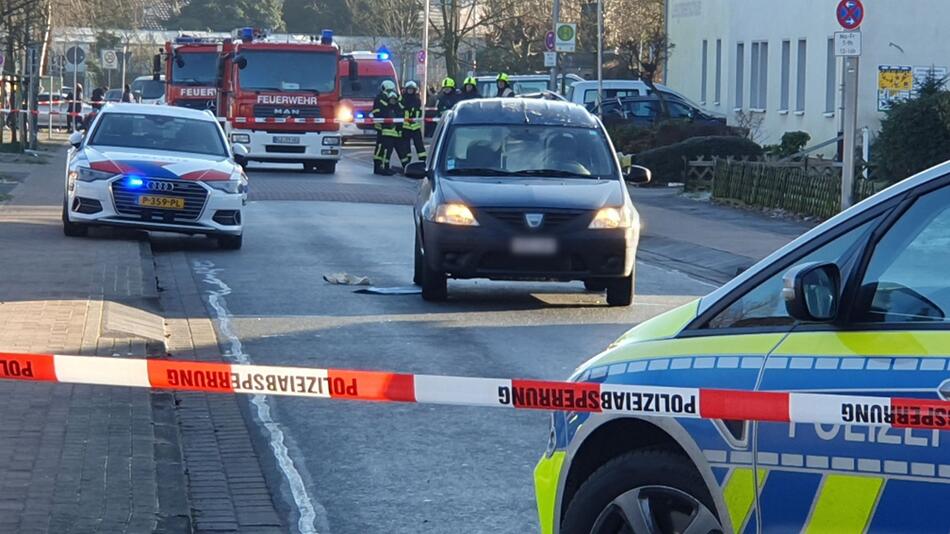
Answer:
xmin=157 ymin=251 xmax=285 ymax=534
xmin=0 ymin=139 xmax=190 ymax=533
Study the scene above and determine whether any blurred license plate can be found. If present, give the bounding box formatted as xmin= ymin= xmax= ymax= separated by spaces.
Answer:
xmin=273 ymin=136 xmax=300 ymax=144
xmin=138 ymin=195 xmax=184 ymax=209
xmin=511 ymin=237 xmax=558 ymax=256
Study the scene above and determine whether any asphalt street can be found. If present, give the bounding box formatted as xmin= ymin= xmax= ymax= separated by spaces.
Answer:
xmin=152 ymin=147 xmax=718 ymax=533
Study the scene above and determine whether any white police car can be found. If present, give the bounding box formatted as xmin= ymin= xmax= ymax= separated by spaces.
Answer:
xmin=64 ymin=104 xmax=248 ymax=249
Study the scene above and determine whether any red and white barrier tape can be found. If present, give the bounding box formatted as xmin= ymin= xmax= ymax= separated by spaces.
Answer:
xmin=0 ymin=352 xmax=945 ymax=430
xmin=0 ymin=108 xmax=87 ymax=117
xmin=230 ymin=117 xmax=439 ymax=125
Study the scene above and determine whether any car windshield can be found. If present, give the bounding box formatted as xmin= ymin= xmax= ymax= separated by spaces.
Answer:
xmin=105 ymin=89 xmax=123 ymax=100
xmin=342 ymin=75 xmax=396 ymax=99
xmin=239 ymin=50 xmax=337 ymax=93
xmin=131 ymin=79 xmax=165 ymax=99
xmin=440 ymin=125 xmax=616 ymax=179
xmin=172 ymin=51 xmax=219 ymax=85
xmin=89 ymin=113 xmax=227 ymax=157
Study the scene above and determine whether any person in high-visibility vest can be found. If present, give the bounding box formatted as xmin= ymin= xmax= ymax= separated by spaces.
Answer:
xmin=458 ymin=76 xmax=480 ymax=101
xmin=372 ymin=80 xmax=398 ymax=174
xmin=377 ymin=90 xmax=404 ymax=176
xmin=435 ymin=77 xmax=459 ymax=114
xmin=399 ymin=81 xmax=427 ymax=167
xmin=496 ymin=73 xmax=515 ymax=97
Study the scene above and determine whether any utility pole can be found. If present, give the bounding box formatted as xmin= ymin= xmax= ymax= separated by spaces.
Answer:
xmin=841 ymin=55 xmax=859 ymax=209
xmin=421 ymin=0 xmax=430 ymax=107
xmin=549 ymin=0 xmax=559 ymax=91
xmin=596 ymin=0 xmax=603 ymax=110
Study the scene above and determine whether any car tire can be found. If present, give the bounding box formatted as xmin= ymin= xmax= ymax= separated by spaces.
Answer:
xmin=420 ymin=247 xmax=447 ymax=302
xmin=413 ymin=232 xmax=423 ymax=286
xmin=605 ymin=271 xmax=635 ymax=307
xmin=62 ymin=200 xmax=88 ymax=237
xmin=584 ymin=279 xmax=607 ymax=292
xmin=218 ymin=234 xmax=243 ymax=250
xmin=561 ymin=448 xmax=722 ymax=534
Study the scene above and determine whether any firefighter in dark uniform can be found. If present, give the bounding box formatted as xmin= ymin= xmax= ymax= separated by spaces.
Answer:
xmin=496 ymin=73 xmax=516 ymax=97
xmin=372 ymin=80 xmax=398 ymax=174
xmin=399 ymin=81 xmax=426 ymax=167
xmin=377 ymin=90 xmax=405 ymax=176
xmin=458 ymin=76 xmax=480 ymax=101
xmin=435 ymin=77 xmax=459 ymax=114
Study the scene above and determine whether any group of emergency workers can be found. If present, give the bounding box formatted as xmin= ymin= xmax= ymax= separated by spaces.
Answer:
xmin=371 ymin=73 xmax=516 ymax=175
xmin=371 ymin=80 xmax=428 ymax=175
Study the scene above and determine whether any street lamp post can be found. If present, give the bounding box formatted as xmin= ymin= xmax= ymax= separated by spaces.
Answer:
xmin=422 ymin=0 xmax=430 ymax=107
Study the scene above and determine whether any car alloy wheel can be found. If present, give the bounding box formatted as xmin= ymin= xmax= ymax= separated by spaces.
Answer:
xmin=590 ymin=485 xmax=722 ymax=534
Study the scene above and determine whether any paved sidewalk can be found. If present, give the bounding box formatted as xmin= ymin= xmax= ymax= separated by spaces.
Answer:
xmin=0 ymin=139 xmax=190 ymax=532
xmin=631 ymin=188 xmax=812 ymax=283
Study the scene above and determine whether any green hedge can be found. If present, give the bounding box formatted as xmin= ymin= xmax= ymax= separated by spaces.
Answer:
xmin=634 ymin=136 xmax=764 ymax=184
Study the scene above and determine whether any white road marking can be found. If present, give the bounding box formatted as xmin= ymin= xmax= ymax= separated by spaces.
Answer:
xmin=194 ymin=260 xmax=326 ymax=534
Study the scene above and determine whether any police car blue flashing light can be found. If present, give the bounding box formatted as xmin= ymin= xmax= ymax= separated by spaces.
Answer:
xmin=239 ymin=27 xmax=255 ymax=41
xmin=321 ymin=30 xmax=333 ymax=45
xmin=127 ymin=177 xmax=144 ymax=188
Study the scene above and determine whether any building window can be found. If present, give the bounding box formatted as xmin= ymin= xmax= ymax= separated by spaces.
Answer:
xmin=715 ymin=39 xmax=722 ymax=104
xmin=735 ymin=42 xmax=745 ymax=109
xmin=796 ymin=39 xmax=807 ymax=112
xmin=701 ymin=40 xmax=708 ymax=103
xmin=780 ymin=40 xmax=791 ymax=111
xmin=825 ymin=37 xmax=836 ymax=114
xmin=750 ymin=41 xmax=768 ymax=110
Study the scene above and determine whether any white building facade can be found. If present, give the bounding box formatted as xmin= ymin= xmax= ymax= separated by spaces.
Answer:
xmin=665 ymin=0 xmax=950 ymax=149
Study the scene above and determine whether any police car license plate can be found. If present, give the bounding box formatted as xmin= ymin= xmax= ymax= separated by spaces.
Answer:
xmin=511 ymin=237 xmax=558 ymax=256
xmin=138 ymin=195 xmax=185 ymax=209
xmin=273 ymin=136 xmax=300 ymax=144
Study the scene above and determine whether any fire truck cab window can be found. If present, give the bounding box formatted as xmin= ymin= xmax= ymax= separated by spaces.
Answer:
xmin=238 ymin=50 xmax=337 ymax=93
xmin=172 ymin=52 xmax=219 ymax=85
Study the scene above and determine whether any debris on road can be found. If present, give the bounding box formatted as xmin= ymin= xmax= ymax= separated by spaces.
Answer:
xmin=323 ymin=272 xmax=372 ymax=285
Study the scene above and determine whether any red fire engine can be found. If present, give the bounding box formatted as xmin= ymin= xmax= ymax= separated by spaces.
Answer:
xmin=159 ymin=36 xmax=234 ymax=115
xmin=220 ymin=28 xmax=354 ymax=174
xmin=337 ymin=50 xmax=398 ymax=143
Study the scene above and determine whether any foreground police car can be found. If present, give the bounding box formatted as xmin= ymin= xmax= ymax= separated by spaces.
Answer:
xmin=536 ymin=161 xmax=950 ymax=533
xmin=64 ymin=104 xmax=248 ymax=249
xmin=407 ymin=99 xmax=648 ymax=305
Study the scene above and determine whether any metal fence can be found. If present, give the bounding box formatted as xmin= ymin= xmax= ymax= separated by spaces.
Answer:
xmin=709 ymin=159 xmax=889 ymax=220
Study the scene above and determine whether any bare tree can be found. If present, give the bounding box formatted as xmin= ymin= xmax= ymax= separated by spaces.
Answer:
xmin=429 ymin=0 xmax=519 ymax=79
xmin=348 ymin=0 xmax=424 ymax=79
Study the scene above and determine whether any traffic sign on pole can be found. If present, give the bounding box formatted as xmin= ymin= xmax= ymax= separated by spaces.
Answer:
xmin=836 ymin=0 xmax=864 ymax=30
xmin=543 ymin=52 xmax=556 ymax=68
xmin=834 ymin=31 xmax=862 ymax=57
xmin=101 ymin=49 xmax=118 ymax=70
xmin=554 ymin=23 xmax=576 ymax=53
xmin=417 ymin=50 xmax=426 ymax=64
xmin=545 ymin=31 xmax=556 ymax=52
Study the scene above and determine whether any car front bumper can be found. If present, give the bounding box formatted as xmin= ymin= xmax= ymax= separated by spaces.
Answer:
xmin=421 ymin=220 xmax=637 ymax=281
xmin=67 ymin=176 xmax=245 ymax=236
xmin=229 ymin=128 xmax=342 ymax=163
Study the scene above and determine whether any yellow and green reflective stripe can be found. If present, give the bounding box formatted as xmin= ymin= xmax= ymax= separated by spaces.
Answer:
xmin=593 ymin=333 xmax=785 ymax=367
xmin=773 ymin=331 xmax=950 ymax=357
xmin=534 ymin=451 xmax=566 ymax=534
xmin=723 ymin=467 xmax=767 ymax=533
xmin=805 ymin=474 xmax=883 ymax=534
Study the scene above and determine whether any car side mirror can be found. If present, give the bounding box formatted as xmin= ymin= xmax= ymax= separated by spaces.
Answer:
xmin=783 ymin=262 xmax=840 ymax=322
xmin=231 ymin=143 xmax=249 ymax=165
xmin=404 ymin=161 xmax=427 ymax=179
xmin=68 ymin=131 xmax=83 ymax=148
xmin=624 ymin=164 xmax=651 ymax=184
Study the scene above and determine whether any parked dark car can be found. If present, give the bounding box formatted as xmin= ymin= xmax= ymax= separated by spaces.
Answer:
xmin=599 ymin=95 xmax=727 ymax=128
xmin=406 ymin=99 xmax=650 ymax=305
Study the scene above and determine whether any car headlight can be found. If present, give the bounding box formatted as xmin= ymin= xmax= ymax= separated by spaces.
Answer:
xmin=230 ymin=133 xmax=250 ymax=144
xmin=322 ymin=136 xmax=341 ymax=146
xmin=432 ymin=203 xmax=479 ymax=226
xmin=70 ymin=166 xmax=116 ymax=183
xmin=206 ymin=171 xmax=247 ymax=194
xmin=589 ymin=205 xmax=635 ymax=229
xmin=336 ymin=105 xmax=354 ymax=123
